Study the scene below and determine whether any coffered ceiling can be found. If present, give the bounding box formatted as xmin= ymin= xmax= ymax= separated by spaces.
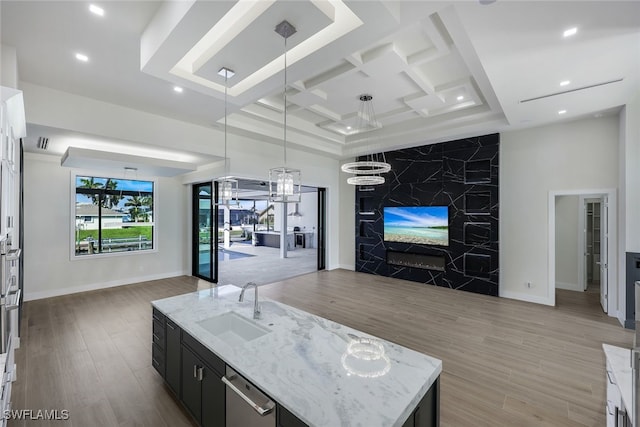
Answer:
xmin=2 ymin=1 xmax=639 ymax=161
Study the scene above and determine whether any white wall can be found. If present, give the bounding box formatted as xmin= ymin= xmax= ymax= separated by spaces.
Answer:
xmin=21 ymin=82 xmax=344 ymax=298
xmin=555 ymin=195 xmax=580 ymax=291
xmin=23 ymin=153 xmax=189 ymax=300
xmin=617 ymin=93 xmax=640 ymax=325
xmin=500 ymin=116 xmax=619 ymax=305
xmin=338 ymin=166 xmax=356 ymax=270
xmin=1 ymin=44 xmax=18 ymax=88
xmin=286 ymin=191 xmax=318 ymax=247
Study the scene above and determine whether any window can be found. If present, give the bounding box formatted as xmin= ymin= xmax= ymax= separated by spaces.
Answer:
xmin=74 ymin=175 xmax=155 ymax=256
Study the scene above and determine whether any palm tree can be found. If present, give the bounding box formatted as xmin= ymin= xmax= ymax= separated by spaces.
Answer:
xmin=79 ymin=177 xmax=102 ymax=205
xmin=102 ymin=179 xmax=123 ymax=209
xmin=125 ymin=195 xmax=152 ymax=222
xmin=79 ymin=177 xmax=123 ymax=208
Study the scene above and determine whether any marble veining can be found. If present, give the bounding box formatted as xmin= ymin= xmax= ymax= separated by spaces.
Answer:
xmin=355 ymin=133 xmax=499 ymax=296
xmin=152 ymin=286 xmax=442 ymax=427
xmin=603 ymin=343 xmax=633 ymax=422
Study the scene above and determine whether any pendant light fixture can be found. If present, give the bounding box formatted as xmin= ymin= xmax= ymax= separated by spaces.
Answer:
xmin=218 ymin=67 xmax=238 ymax=205
xmin=341 ymin=94 xmax=391 ymax=185
xmin=269 ymin=20 xmax=301 ymax=204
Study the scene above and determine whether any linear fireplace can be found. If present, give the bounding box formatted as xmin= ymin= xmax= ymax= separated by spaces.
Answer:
xmin=386 ymin=251 xmax=445 ymax=272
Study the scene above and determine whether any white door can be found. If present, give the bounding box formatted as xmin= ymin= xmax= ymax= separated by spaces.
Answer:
xmin=600 ymin=196 xmax=608 ymax=312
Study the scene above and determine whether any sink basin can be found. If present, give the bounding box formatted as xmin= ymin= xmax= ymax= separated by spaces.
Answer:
xmin=197 ymin=311 xmax=271 ymax=347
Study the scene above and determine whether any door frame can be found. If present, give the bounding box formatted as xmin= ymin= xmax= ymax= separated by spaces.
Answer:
xmin=191 ymin=181 xmax=218 ymax=283
xmin=548 ymin=188 xmax=616 ymax=315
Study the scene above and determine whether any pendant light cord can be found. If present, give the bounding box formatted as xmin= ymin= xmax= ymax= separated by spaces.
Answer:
xmin=283 ymin=35 xmax=288 ymax=166
xmin=224 ymin=70 xmax=228 ymax=177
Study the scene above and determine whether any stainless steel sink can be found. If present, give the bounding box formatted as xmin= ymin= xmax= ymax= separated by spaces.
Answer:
xmin=197 ymin=311 xmax=271 ymax=347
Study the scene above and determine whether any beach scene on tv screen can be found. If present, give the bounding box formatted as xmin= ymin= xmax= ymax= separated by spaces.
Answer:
xmin=384 ymin=206 xmax=449 ymax=246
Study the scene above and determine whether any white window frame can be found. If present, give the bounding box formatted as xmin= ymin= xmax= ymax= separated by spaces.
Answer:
xmin=70 ymin=171 xmax=159 ymax=260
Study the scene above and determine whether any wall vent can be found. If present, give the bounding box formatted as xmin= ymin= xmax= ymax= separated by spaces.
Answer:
xmin=519 ymin=78 xmax=624 ymax=103
xmin=37 ymin=137 xmax=49 ymax=150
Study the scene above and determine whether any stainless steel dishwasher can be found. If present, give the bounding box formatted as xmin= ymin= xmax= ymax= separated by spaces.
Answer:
xmin=222 ymin=366 xmax=276 ymax=427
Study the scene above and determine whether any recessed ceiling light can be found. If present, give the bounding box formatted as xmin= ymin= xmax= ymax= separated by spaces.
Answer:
xmin=558 ymin=110 xmax=567 ymax=115
xmin=456 ymin=95 xmax=464 ymax=101
xmin=560 ymin=80 xmax=570 ymax=86
xmin=563 ymin=27 xmax=577 ymax=38
xmin=89 ymin=4 xmax=104 ymax=16
xmin=75 ymin=53 xmax=89 ymax=62
xmin=346 ymin=126 xmax=352 ymax=130
xmin=173 ymin=86 xmax=183 ymax=93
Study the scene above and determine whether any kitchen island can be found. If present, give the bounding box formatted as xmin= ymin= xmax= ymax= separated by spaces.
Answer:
xmin=151 ymin=285 xmax=441 ymax=427
xmin=253 ymin=231 xmax=295 ymax=249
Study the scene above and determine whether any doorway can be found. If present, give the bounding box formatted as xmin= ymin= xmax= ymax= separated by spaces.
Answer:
xmin=191 ymin=178 xmax=326 ymax=286
xmin=549 ymin=189 xmax=616 ymax=316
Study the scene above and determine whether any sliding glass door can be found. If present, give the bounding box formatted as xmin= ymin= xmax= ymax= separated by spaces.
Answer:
xmin=192 ymin=182 xmax=218 ymax=282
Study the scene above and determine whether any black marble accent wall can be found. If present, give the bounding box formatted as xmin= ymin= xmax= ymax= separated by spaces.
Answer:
xmin=355 ymin=133 xmax=499 ymax=296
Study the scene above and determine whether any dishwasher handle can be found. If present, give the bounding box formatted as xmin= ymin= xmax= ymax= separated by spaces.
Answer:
xmin=222 ymin=374 xmax=275 ymax=416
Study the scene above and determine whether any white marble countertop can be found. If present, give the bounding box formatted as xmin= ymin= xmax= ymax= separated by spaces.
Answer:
xmin=152 ymin=285 xmax=442 ymax=427
xmin=603 ymin=343 xmax=633 ymax=422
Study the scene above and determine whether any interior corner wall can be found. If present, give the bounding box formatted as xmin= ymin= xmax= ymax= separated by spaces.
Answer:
xmin=23 ymin=152 xmax=189 ymax=300
xmin=500 ymin=116 xmax=619 ymax=305
xmin=338 ymin=166 xmax=356 ymax=270
xmin=555 ymin=195 xmax=580 ymax=291
xmin=619 ymin=92 xmax=640 ymax=327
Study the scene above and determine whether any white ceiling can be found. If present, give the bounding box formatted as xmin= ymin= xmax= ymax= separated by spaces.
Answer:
xmin=1 ymin=0 xmax=639 ymax=162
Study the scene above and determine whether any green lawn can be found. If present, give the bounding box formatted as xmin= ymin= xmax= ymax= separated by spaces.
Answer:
xmin=77 ymin=226 xmax=153 ymax=241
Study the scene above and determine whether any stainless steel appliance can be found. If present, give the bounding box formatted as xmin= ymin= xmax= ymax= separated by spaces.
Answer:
xmin=0 ymin=240 xmax=20 ymax=353
xmin=222 ymin=366 xmax=275 ymax=427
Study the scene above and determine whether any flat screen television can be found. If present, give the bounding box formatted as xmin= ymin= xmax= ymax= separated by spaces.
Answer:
xmin=384 ymin=206 xmax=449 ymax=246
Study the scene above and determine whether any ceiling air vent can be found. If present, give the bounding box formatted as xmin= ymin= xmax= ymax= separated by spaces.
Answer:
xmin=37 ymin=137 xmax=49 ymax=150
xmin=519 ymin=78 xmax=624 ymax=103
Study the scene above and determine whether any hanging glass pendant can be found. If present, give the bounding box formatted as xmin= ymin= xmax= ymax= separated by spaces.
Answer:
xmin=269 ymin=166 xmax=301 ymax=203
xmin=268 ymin=20 xmax=301 ymax=204
xmin=341 ymin=94 xmax=391 ymax=186
xmin=219 ymin=177 xmax=238 ymax=204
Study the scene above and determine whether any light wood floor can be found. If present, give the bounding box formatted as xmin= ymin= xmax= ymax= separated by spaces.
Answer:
xmin=10 ymin=270 xmax=632 ymax=426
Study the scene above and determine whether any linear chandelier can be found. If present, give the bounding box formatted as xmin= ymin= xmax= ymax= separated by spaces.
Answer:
xmin=269 ymin=20 xmax=301 ymax=204
xmin=341 ymin=94 xmax=391 ymax=185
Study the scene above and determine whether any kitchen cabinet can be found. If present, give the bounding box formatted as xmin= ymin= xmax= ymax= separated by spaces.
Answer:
xmin=151 ymin=308 xmax=165 ymax=377
xmin=165 ymin=318 xmax=181 ymax=396
xmin=413 ymin=378 xmax=439 ymax=427
xmin=277 ymin=404 xmax=308 ymax=427
xmin=180 ymin=330 xmax=225 ymax=427
xmin=603 ymin=344 xmax=633 ymax=427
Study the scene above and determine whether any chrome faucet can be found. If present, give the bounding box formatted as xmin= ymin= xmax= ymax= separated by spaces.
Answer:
xmin=239 ymin=282 xmax=261 ymax=319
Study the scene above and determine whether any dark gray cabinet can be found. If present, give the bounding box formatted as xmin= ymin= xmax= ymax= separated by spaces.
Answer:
xmin=180 ymin=332 xmax=225 ymax=427
xmin=165 ymin=318 xmax=181 ymax=396
xmin=402 ymin=378 xmax=439 ymax=427
xmin=277 ymin=404 xmax=308 ymax=427
xmin=151 ymin=308 xmax=166 ymax=377
xmin=181 ymin=345 xmax=203 ymax=422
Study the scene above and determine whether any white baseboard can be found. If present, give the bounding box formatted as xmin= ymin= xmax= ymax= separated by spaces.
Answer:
xmin=24 ymin=270 xmax=189 ymax=301
xmin=334 ymin=264 xmax=355 ymax=271
xmin=555 ymin=281 xmax=583 ymax=292
xmin=500 ymin=290 xmax=554 ymax=306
